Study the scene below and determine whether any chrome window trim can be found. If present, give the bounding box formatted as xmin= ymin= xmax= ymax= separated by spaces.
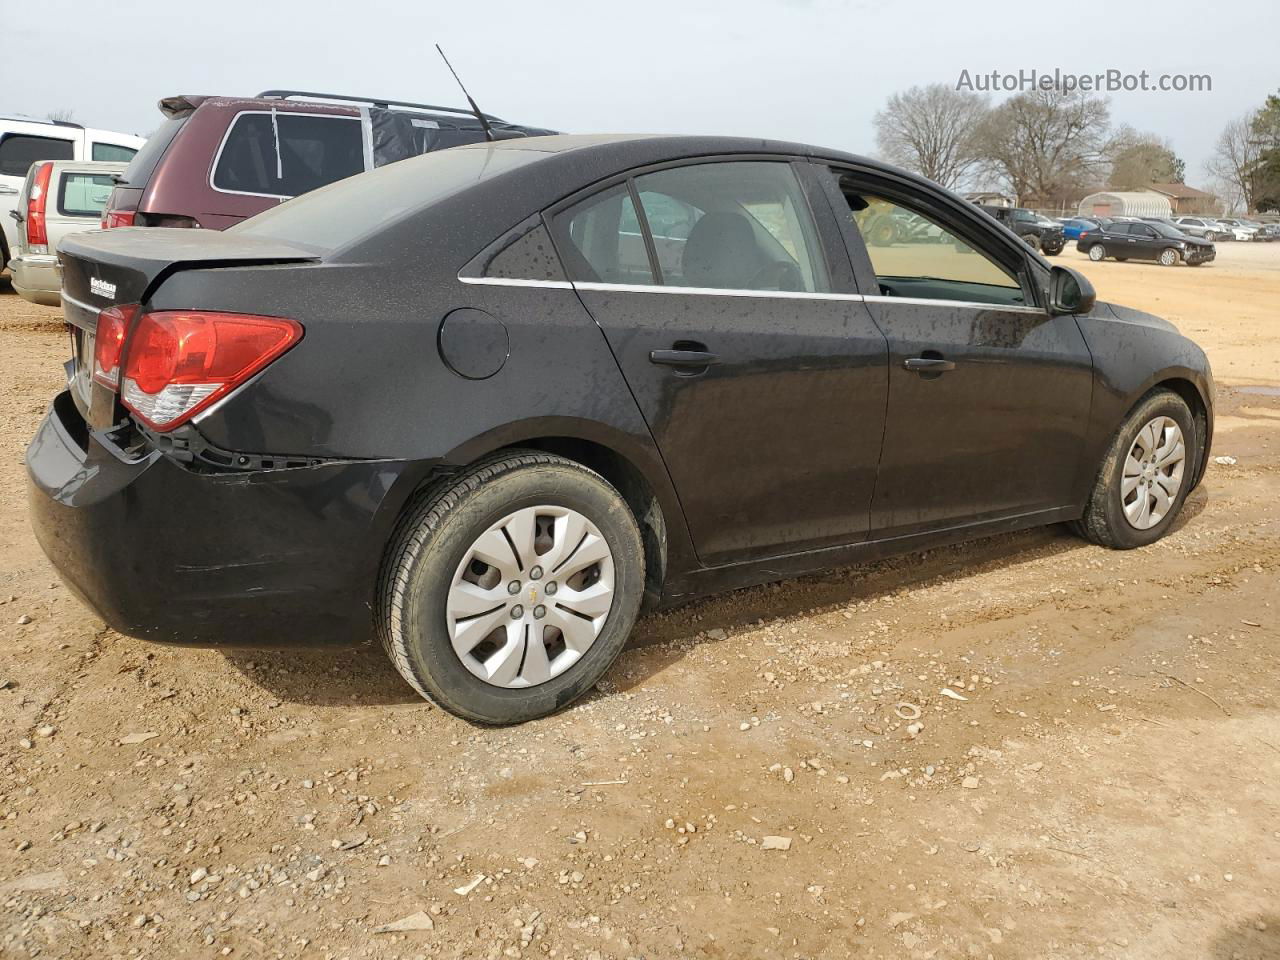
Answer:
xmin=456 ymin=274 xmax=1049 ymax=313
xmin=208 ymin=109 xmax=363 ymax=201
xmin=574 ymin=281 xmax=866 ymax=302
xmin=458 ymin=276 xmax=574 ymax=290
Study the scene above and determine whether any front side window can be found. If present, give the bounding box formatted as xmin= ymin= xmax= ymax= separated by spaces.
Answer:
xmin=91 ymin=142 xmax=137 ymax=163
xmin=0 ymin=134 xmax=74 ymax=177
xmin=59 ymin=173 xmax=115 ymax=216
xmin=213 ymin=112 xmax=364 ymax=198
xmin=834 ymin=178 xmax=1024 ymax=306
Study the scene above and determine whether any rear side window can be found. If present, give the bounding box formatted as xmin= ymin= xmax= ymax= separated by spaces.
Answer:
xmin=91 ymin=142 xmax=137 ymax=162
xmin=0 ymin=134 xmax=74 ymax=177
xmin=213 ymin=112 xmax=364 ymax=198
xmin=557 ymin=184 xmax=654 ymax=284
xmin=58 ymin=173 xmax=115 ymax=216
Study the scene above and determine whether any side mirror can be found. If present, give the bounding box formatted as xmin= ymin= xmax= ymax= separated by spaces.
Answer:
xmin=1048 ymin=265 xmax=1096 ymax=316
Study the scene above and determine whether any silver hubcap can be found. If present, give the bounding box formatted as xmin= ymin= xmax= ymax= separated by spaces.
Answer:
xmin=447 ymin=505 xmax=615 ymax=688
xmin=1161 ymin=249 xmax=1177 ymax=265
xmin=1121 ymin=416 xmax=1186 ymax=530
xmin=1090 ymin=245 xmax=1104 ymax=260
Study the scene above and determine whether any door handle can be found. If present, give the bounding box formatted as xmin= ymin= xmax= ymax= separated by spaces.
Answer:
xmin=903 ymin=357 xmax=955 ymax=373
xmin=0 ymin=185 xmax=18 ymax=195
xmin=650 ymin=349 xmax=720 ymax=369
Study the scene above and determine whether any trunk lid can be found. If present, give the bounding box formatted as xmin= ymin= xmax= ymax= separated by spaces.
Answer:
xmin=58 ymin=228 xmax=320 ymax=428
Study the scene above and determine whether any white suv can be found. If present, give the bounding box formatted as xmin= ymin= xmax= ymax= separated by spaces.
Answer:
xmin=1 ymin=116 xmax=143 ymax=270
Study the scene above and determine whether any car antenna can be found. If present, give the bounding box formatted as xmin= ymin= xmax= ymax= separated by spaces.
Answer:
xmin=435 ymin=44 xmax=496 ymax=142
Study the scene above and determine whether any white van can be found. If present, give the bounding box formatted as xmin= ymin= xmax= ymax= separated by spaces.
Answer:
xmin=1 ymin=116 xmax=143 ymax=270
xmin=9 ymin=159 xmax=126 ymax=305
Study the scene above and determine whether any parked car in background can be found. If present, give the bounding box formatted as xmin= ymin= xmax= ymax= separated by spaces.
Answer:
xmin=30 ymin=134 xmax=1212 ymax=723
xmin=100 ymin=90 xmax=556 ymax=231
xmin=1215 ymin=218 xmax=1263 ymax=241
xmin=1078 ymin=220 xmax=1215 ymax=266
xmin=8 ymin=160 xmax=125 ymax=305
xmin=1060 ymin=217 xmax=1102 ymax=240
xmin=978 ymin=205 xmax=1065 ymax=255
xmin=1172 ymin=216 xmax=1224 ymax=241
xmin=1 ymin=116 xmax=141 ymax=271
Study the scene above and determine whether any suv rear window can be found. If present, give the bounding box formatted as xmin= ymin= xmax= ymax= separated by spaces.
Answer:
xmin=213 ymin=112 xmax=364 ymax=198
xmin=230 ymin=145 xmax=546 ymax=253
xmin=91 ymin=142 xmax=137 ymax=163
xmin=120 ymin=116 xmax=187 ymax=186
xmin=0 ymin=134 xmax=74 ymax=177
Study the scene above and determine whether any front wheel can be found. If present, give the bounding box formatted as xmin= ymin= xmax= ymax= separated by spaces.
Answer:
xmin=1071 ymin=390 xmax=1197 ymax=549
xmin=1158 ymin=247 xmax=1180 ymax=266
xmin=378 ymin=452 xmax=645 ymax=723
xmin=1088 ymin=244 xmax=1106 ymax=261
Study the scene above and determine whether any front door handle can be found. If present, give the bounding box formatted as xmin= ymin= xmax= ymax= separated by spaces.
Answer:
xmin=903 ymin=357 xmax=956 ymax=373
xmin=650 ymin=349 xmax=720 ymax=369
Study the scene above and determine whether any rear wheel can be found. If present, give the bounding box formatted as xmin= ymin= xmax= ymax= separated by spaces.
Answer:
xmin=378 ymin=452 xmax=644 ymax=724
xmin=1088 ymin=244 xmax=1106 ymax=261
xmin=1072 ymin=390 xmax=1197 ymax=549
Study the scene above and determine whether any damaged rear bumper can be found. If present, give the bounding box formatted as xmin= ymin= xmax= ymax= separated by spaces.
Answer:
xmin=26 ymin=390 xmax=422 ymax=644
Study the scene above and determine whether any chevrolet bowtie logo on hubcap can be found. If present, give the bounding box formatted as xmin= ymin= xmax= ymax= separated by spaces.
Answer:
xmin=528 ymin=587 xmax=538 ymax=604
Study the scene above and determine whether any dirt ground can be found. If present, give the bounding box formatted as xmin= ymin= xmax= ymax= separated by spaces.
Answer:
xmin=1 ymin=242 xmax=1279 ymax=960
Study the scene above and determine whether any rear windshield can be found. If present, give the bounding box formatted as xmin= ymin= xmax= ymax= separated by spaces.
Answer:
xmin=213 ymin=112 xmax=364 ymax=197
xmin=120 ymin=116 xmax=187 ymax=186
xmin=230 ymin=145 xmax=546 ymax=252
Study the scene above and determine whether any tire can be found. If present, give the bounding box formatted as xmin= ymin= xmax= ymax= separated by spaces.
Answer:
xmin=1022 ymin=233 xmax=1041 ymax=251
xmin=1158 ymin=247 xmax=1180 ymax=266
xmin=1071 ymin=390 xmax=1197 ymax=549
xmin=377 ymin=452 xmax=645 ymax=724
xmin=1088 ymin=244 xmax=1106 ymax=261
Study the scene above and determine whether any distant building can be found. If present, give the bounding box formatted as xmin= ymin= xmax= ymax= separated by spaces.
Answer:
xmin=965 ymin=191 xmax=1015 ymax=208
xmin=1142 ymin=183 xmax=1219 ymax=216
xmin=1077 ymin=191 xmax=1173 ymax=219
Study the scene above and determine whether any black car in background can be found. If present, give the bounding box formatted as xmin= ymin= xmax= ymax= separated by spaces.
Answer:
xmin=29 ymin=135 xmax=1214 ymax=723
xmin=978 ymin=204 xmax=1066 ymax=255
xmin=1078 ymin=219 xmax=1215 ymax=266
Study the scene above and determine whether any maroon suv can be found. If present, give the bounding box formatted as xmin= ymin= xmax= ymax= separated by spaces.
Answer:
xmin=102 ymin=90 xmax=554 ymax=230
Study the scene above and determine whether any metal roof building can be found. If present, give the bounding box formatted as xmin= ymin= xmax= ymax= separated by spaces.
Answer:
xmin=1077 ymin=191 xmax=1173 ymax=218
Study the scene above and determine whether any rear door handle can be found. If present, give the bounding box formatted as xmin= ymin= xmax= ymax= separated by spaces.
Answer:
xmin=650 ymin=349 xmax=720 ymax=368
xmin=903 ymin=357 xmax=955 ymax=373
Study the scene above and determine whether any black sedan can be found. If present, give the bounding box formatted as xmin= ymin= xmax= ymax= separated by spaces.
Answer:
xmin=30 ymin=135 xmax=1214 ymax=723
xmin=1077 ymin=220 xmax=1216 ymax=266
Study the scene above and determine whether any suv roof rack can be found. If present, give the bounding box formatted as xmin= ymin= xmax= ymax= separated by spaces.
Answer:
xmin=256 ymin=90 xmax=503 ymax=123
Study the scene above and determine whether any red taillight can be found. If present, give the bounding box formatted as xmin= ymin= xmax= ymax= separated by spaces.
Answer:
xmin=26 ymin=161 xmax=52 ymax=247
xmin=101 ymin=210 xmax=135 ymax=229
xmin=120 ymin=311 xmax=303 ymax=431
xmin=92 ymin=304 xmax=138 ymax=388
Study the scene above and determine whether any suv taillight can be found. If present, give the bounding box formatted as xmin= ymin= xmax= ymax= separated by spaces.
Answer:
xmin=26 ymin=162 xmax=52 ymax=248
xmin=101 ymin=210 xmax=135 ymax=229
xmin=92 ymin=305 xmax=137 ymax=388
xmin=119 ymin=311 xmax=303 ymax=431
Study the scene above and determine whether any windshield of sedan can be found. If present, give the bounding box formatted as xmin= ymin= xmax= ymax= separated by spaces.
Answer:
xmin=229 ymin=145 xmax=546 ymax=252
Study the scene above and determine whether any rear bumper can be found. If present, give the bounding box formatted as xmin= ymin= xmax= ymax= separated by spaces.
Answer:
xmin=27 ymin=391 xmax=422 ymax=644
xmin=10 ymin=254 xmax=60 ymax=306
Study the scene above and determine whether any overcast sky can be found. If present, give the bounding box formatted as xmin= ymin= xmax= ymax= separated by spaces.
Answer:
xmin=5 ymin=0 xmax=1275 ymax=187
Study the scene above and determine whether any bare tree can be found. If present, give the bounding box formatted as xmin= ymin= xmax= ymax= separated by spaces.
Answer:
xmin=45 ymin=108 xmax=75 ymax=123
xmin=1106 ymin=126 xmax=1183 ymax=188
xmin=972 ymin=90 xmax=1111 ymax=208
xmin=1205 ymin=114 xmax=1262 ymax=212
xmin=873 ymin=84 xmax=988 ymax=189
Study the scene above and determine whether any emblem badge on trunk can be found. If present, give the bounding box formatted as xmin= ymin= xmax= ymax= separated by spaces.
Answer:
xmin=90 ymin=277 xmax=116 ymax=300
